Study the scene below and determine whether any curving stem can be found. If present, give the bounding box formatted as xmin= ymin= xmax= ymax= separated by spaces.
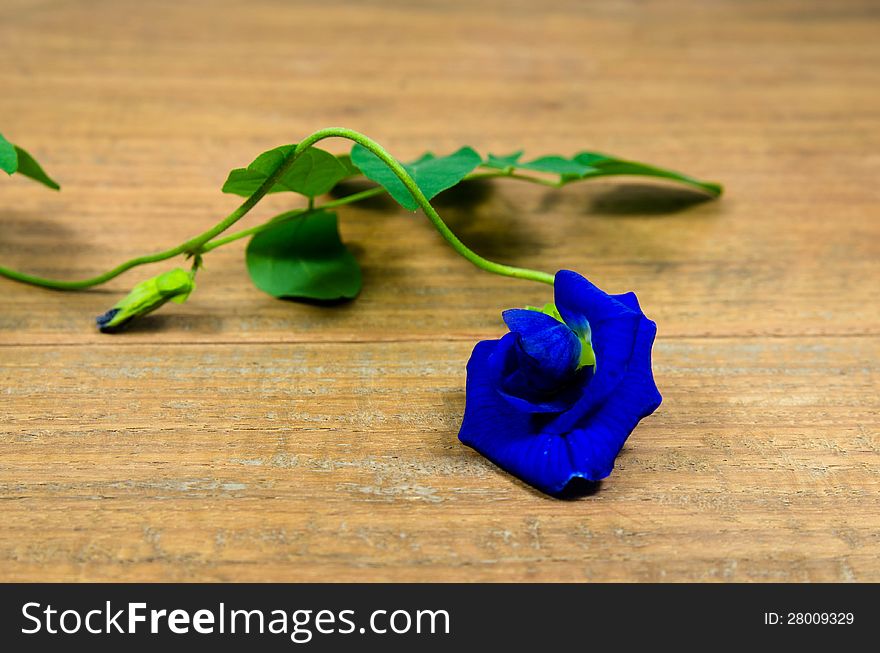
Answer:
xmin=0 ymin=128 xmax=554 ymax=289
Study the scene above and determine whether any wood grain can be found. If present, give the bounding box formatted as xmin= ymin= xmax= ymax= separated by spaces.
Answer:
xmin=1 ymin=0 xmax=878 ymax=581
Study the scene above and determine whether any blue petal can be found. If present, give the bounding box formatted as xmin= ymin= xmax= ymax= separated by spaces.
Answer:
xmin=487 ymin=333 xmax=580 ymax=413
xmin=546 ymin=272 xmax=642 ymax=435
xmin=554 ymin=270 xmax=640 ymax=335
xmin=502 ymin=308 xmax=580 ymax=387
xmin=459 ymin=341 xmax=575 ymax=493
xmin=563 ymin=316 xmax=662 ymax=484
xmin=502 ymin=307 xmax=564 ymax=338
xmin=612 ymin=291 xmax=641 ymax=313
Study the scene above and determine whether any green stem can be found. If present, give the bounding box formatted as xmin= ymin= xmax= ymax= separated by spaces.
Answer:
xmin=468 ymin=169 xmax=564 ymax=188
xmin=201 ymin=169 xmax=552 ymax=253
xmin=298 ymin=129 xmax=554 ymax=285
xmin=201 ymin=186 xmax=385 ymax=253
xmin=0 ymin=128 xmax=554 ymax=289
xmin=0 ymin=140 xmax=301 ymax=289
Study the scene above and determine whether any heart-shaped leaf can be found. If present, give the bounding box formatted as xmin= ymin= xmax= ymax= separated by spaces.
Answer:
xmin=0 ymin=133 xmax=60 ymax=190
xmin=223 ymin=145 xmax=349 ymax=198
xmin=245 ymin=209 xmax=361 ymax=301
xmin=350 ymin=145 xmax=482 ymax=210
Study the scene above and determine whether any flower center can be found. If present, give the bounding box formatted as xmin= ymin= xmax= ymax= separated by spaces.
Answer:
xmin=525 ymin=302 xmax=596 ymax=370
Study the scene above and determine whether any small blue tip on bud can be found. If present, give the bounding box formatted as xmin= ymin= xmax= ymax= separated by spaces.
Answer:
xmin=96 ymin=268 xmax=195 ymax=333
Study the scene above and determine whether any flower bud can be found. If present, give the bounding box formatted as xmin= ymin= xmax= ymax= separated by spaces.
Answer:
xmin=96 ymin=268 xmax=195 ymax=332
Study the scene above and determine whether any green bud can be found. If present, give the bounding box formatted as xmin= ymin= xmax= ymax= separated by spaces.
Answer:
xmin=96 ymin=268 xmax=195 ymax=332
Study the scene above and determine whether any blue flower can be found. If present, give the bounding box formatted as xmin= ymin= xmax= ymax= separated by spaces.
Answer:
xmin=458 ymin=270 xmax=662 ymax=495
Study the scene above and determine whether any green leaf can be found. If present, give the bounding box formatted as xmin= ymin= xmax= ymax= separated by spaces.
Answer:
xmin=335 ymin=153 xmax=361 ymax=179
xmin=480 ymin=148 xmax=721 ymax=196
xmin=571 ymin=152 xmax=611 ymax=166
xmin=0 ymin=133 xmax=60 ymax=189
xmin=520 ymin=155 xmax=594 ymax=177
xmin=350 ymin=145 xmax=482 ymax=210
xmin=14 ymin=146 xmax=61 ymax=190
xmin=245 ymin=209 xmax=361 ymax=301
xmin=0 ymin=134 xmax=16 ymax=174
xmin=222 ymin=144 xmax=348 ymax=198
xmin=484 ymin=151 xmax=523 ymax=172
xmin=573 ymin=152 xmax=723 ymax=196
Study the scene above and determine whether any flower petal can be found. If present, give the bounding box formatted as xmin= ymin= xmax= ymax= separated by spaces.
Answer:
xmin=546 ymin=272 xmax=642 ymax=435
xmin=563 ymin=316 xmax=662 ymax=484
xmin=554 ymin=270 xmax=638 ymax=337
xmin=487 ymin=333 xmax=582 ymax=413
xmin=612 ymin=291 xmax=641 ymax=313
xmin=459 ymin=340 xmax=575 ymax=493
xmin=502 ymin=308 xmax=580 ymax=388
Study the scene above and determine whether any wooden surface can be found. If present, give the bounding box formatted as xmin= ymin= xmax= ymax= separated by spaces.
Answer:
xmin=1 ymin=0 xmax=878 ymax=582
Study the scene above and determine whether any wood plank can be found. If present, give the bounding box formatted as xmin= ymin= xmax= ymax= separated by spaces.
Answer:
xmin=1 ymin=0 xmax=878 ymax=581
xmin=1 ymin=338 xmax=877 ymax=581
